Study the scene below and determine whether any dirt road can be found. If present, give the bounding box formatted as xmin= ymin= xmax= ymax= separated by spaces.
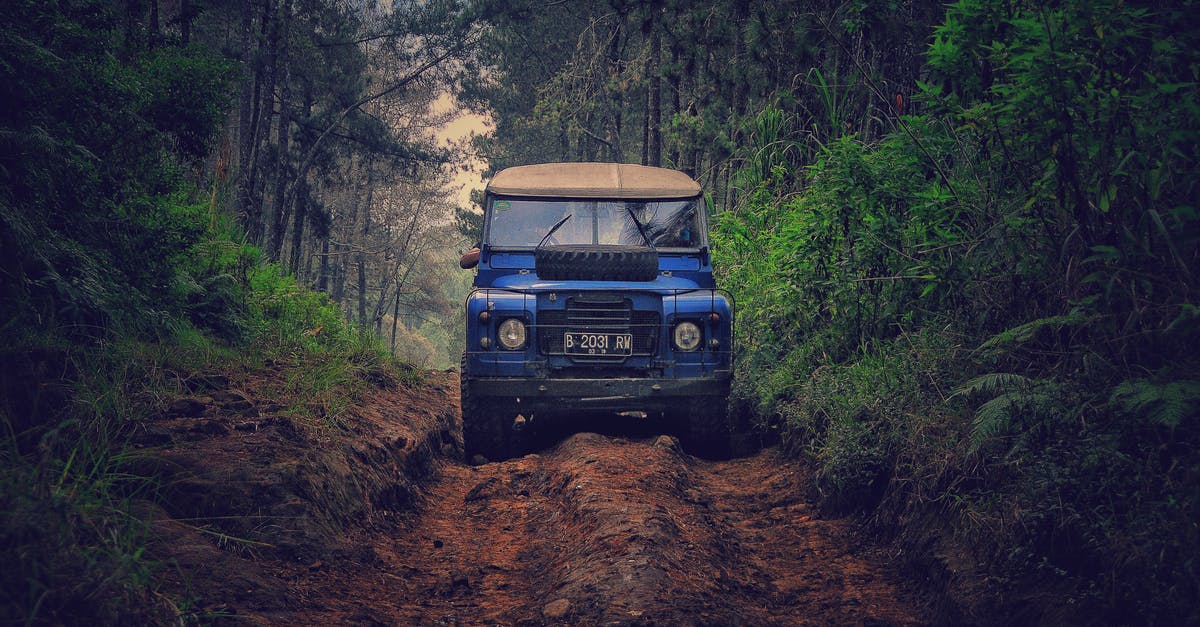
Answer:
xmin=352 ymin=435 xmax=923 ymax=625
xmin=145 ymin=371 xmax=925 ymax=624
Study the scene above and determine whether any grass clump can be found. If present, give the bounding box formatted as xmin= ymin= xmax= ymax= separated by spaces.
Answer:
xmin=0 ymin=358 xmax=169 ymax=624
xmin=1 ymin=254 xmax=419 ymax=621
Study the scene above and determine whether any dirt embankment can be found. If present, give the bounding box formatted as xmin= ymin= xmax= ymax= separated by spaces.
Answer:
xmin=141 ymin=371 xmax=925 ymax=624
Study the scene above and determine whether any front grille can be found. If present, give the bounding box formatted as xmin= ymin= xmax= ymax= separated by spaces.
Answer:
xmin=538 ymin=297 xmax=660 ymax=363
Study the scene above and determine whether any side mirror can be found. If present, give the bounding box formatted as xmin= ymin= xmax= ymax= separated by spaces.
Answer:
xmin=459 ymin=247 xmax=480 ymax=269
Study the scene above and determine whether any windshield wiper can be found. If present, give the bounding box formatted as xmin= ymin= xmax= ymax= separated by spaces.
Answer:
xmin=625 ymin=206 xmax=656 ymax=249
xmin=536 ymin=214 xmax=572 ymax=249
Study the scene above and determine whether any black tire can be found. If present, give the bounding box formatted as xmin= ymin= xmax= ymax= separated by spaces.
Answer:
xmin=670 ymin=398 xmax=732 ymax=459
xmin=460 ymin=354 xmax=520 ymax=464
xmin=535 ymin=244 xmax=659 ymax=282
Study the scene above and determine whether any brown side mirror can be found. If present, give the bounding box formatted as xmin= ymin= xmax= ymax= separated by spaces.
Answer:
xmin=459 ymin=247 xmax=480 ymax=269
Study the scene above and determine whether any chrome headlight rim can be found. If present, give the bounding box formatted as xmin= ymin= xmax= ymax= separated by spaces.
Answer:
xmin=673 ymin=320 xmax=702 ymax=352
xmin=497 ymin=317 xmax=527 ymax=350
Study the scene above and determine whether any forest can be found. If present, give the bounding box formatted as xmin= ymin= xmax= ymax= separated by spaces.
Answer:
xmin=2 ymin=0 xmax=1197 ymax=623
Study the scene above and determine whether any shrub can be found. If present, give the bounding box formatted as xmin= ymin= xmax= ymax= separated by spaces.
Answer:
xmin=713 ymin=0 xmax=1200 ymax=619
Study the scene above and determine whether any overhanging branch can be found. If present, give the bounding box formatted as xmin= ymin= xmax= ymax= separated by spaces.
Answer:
xmin=284 ymin=31 xmax=483 ymax=214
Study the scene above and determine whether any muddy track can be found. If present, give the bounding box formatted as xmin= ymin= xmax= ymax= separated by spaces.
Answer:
xmin=146 ymin=372 xmax=925 ymax=624
xmin=264 ymin=390 xmax=920 ymax=624
xmin=355 ymin=436 xmax=925 ymax=625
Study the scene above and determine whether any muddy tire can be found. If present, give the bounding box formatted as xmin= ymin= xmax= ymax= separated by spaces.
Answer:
xmin=535 ymin=244 xmax=659 ymax=282
xmin=671 ymin=398 xmax=732 ymax=459
xmin=460 ymin=355 xmax=520 ymax=463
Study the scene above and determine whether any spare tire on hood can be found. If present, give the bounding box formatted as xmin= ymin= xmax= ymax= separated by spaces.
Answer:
xmin=535 ymin=245 xmax=659 ymax=282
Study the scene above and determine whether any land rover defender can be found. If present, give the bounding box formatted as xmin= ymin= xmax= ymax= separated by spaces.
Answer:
xmin=460 ymin=163 xmax=733 ymax=462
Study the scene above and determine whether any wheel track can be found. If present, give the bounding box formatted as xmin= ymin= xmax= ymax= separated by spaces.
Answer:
xmin=364 ymin=432 xmax=924 ymax=625
xmin=150 ymin=369 xmax=925 ymax=624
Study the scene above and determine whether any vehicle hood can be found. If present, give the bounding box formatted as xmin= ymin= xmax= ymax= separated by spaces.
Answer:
xmin=488 ymin=272 xmax=708 ymax=292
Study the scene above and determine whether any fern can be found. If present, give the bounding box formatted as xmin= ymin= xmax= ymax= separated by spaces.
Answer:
xmin=976 ymin=312 xmax=1090 ymax=354
xmin=969 ymin=390 xmax=1060 ymax=453
xmin=953 ymin=373 xmax=1063 ymax=453
xmin=970 ymin=392 xmax=1022 ymax=447
xmin=1110 ymin=379 xmax=1200 ymax=428
xmin=952 ymin=372 xmax=1035 ymax=398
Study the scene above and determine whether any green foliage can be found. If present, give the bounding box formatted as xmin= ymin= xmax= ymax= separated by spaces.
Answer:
xmin=975 ymin=313 xmax=1090 ymax=355
xmin=139 ymin=47 xmax=239 ymax=161
xmin=0 ymin=1 xmax=239 ymax=339
xmin=247 ymin=264 xmax=358 ymax=356
xmin=805 ymin=67 xmax=855 ymax=144
xmin=777 ymin=333 xmax=955 ymax=513
xmin=0 ymin=2 xmax=429 ymax=622
xmin=0 ymin=327 xmax=232 ymax=623
xmin=954 ymin=373 xmax=1067 ymax=454
xmin=1110 ymin=377 xmax=1200 ymax=428
xmin=0 ymin=441 xmax=168 ymax=624
xmin=926 ymin=0 xmax=1200 ymax=349
xmin=715 ymin=0 xmax=1200 ymax=620
xmin=453 ymin=202 xmax=484 ymax=244
xmin=714 ymin=108 xmax=972 ymax=384
xmin=0 ymin=239 xmax=408 ymax=621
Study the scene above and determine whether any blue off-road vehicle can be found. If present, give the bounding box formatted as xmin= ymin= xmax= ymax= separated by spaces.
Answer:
xmin=460 ymin=163 xmax=733 ymax=462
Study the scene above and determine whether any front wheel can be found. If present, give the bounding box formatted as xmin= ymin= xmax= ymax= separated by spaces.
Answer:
xmin=460 ymin=360 xmax=521 ymax=463
xmin=670 ymin=398 xmax=732 ymax=459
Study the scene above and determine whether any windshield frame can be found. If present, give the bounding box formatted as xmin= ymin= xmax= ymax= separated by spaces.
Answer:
xmin=482 ymin=194 xmax=709 ymax=253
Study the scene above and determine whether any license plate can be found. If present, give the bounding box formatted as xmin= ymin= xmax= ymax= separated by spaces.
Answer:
xmin=564 ymin=332 xmax=633 ymax=356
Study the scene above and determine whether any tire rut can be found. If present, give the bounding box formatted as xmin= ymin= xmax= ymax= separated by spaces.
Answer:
xmin=693 ymin=452 xmax=923 ymax=624
xmin=144 ymin=370 xmax=924 ymax=623
xmin=365 ymin=433 xmax=924 ymax=625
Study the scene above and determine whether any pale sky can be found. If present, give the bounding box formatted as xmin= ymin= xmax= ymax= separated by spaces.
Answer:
xmin=432 ymin=93 xmax=492 ymax=210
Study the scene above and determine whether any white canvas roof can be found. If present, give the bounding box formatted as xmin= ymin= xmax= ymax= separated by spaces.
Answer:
xmin=486 ymin=163 xmax=702 ymax=199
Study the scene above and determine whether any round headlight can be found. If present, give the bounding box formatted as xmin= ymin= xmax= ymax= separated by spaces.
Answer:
xmin=497 ymin=318 xmax=527 ymax=350
xmin=673 ymin=321 xmax=702 ymax=352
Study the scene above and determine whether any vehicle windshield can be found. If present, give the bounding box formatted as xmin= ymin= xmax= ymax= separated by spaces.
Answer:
xmin=485 ymin=197 xmax=704 ymax=249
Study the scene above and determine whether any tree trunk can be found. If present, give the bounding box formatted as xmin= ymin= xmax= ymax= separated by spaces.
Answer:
xmin=679 ymin=44 xmax=696 ymax=179
xmin=317 ymin=232 xmax=330 ymax=292
xmin=333 ymin=159 xmax=358 ymax=305
xmin=667 ymin=15 xmax=683 ymax=167
xmin=560 ymin=118 xmax=571 ymax=161
xmin=288 ymin=79 xmax=314 ymax=276
xmin=180 ymin=0 xmax=192 ymax=44
xmin=288 ymin=181 xmax=308 ymax=274
xmin=720 ymin=158 xmax=729 ymax=210
xmin=268 ymin=0 xmax=292 ymax=263
xmin=149 ymin=0 xmax=160 ymax=48
xmin=124 ymin=0 xmax=138 ymax=49
xmin=303 ymin=230 xmax=316 ymax=283
xmin=731 ymin=0 xmax=748 ymax=119
xmin=373 ymin=270 xmax=390 ymax=334
xmin=646 ymin=15 xmax=662 ymax=167
xmin=236 ymin=0 xmax=258 ymax=238
xmin=332 ymin=252 xmax=345 ymax=304
xmin=247 ymin=0 xmax=276 ymax=246
xmin=357 ymin=256 xmax=368 ymax=326
xmin=606 ymin=15 xmax=624 ymax=162
xmin=641 ymin=94 xmax=649 ymax=166
xmin=390 ymin=287 xmax=401 ymax=354
xmin=371 ymin=201 xmax=422 ymax=330
xmin=357 ymin=160 xmax=375 ymax=326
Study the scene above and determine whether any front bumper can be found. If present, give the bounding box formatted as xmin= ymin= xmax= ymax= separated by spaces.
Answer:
xmin=466 ymin=374 xmax=731 ymax=411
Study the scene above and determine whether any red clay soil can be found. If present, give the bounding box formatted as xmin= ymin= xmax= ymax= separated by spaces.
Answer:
xmin=143 ymin=370 xmax=926 ymax=625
